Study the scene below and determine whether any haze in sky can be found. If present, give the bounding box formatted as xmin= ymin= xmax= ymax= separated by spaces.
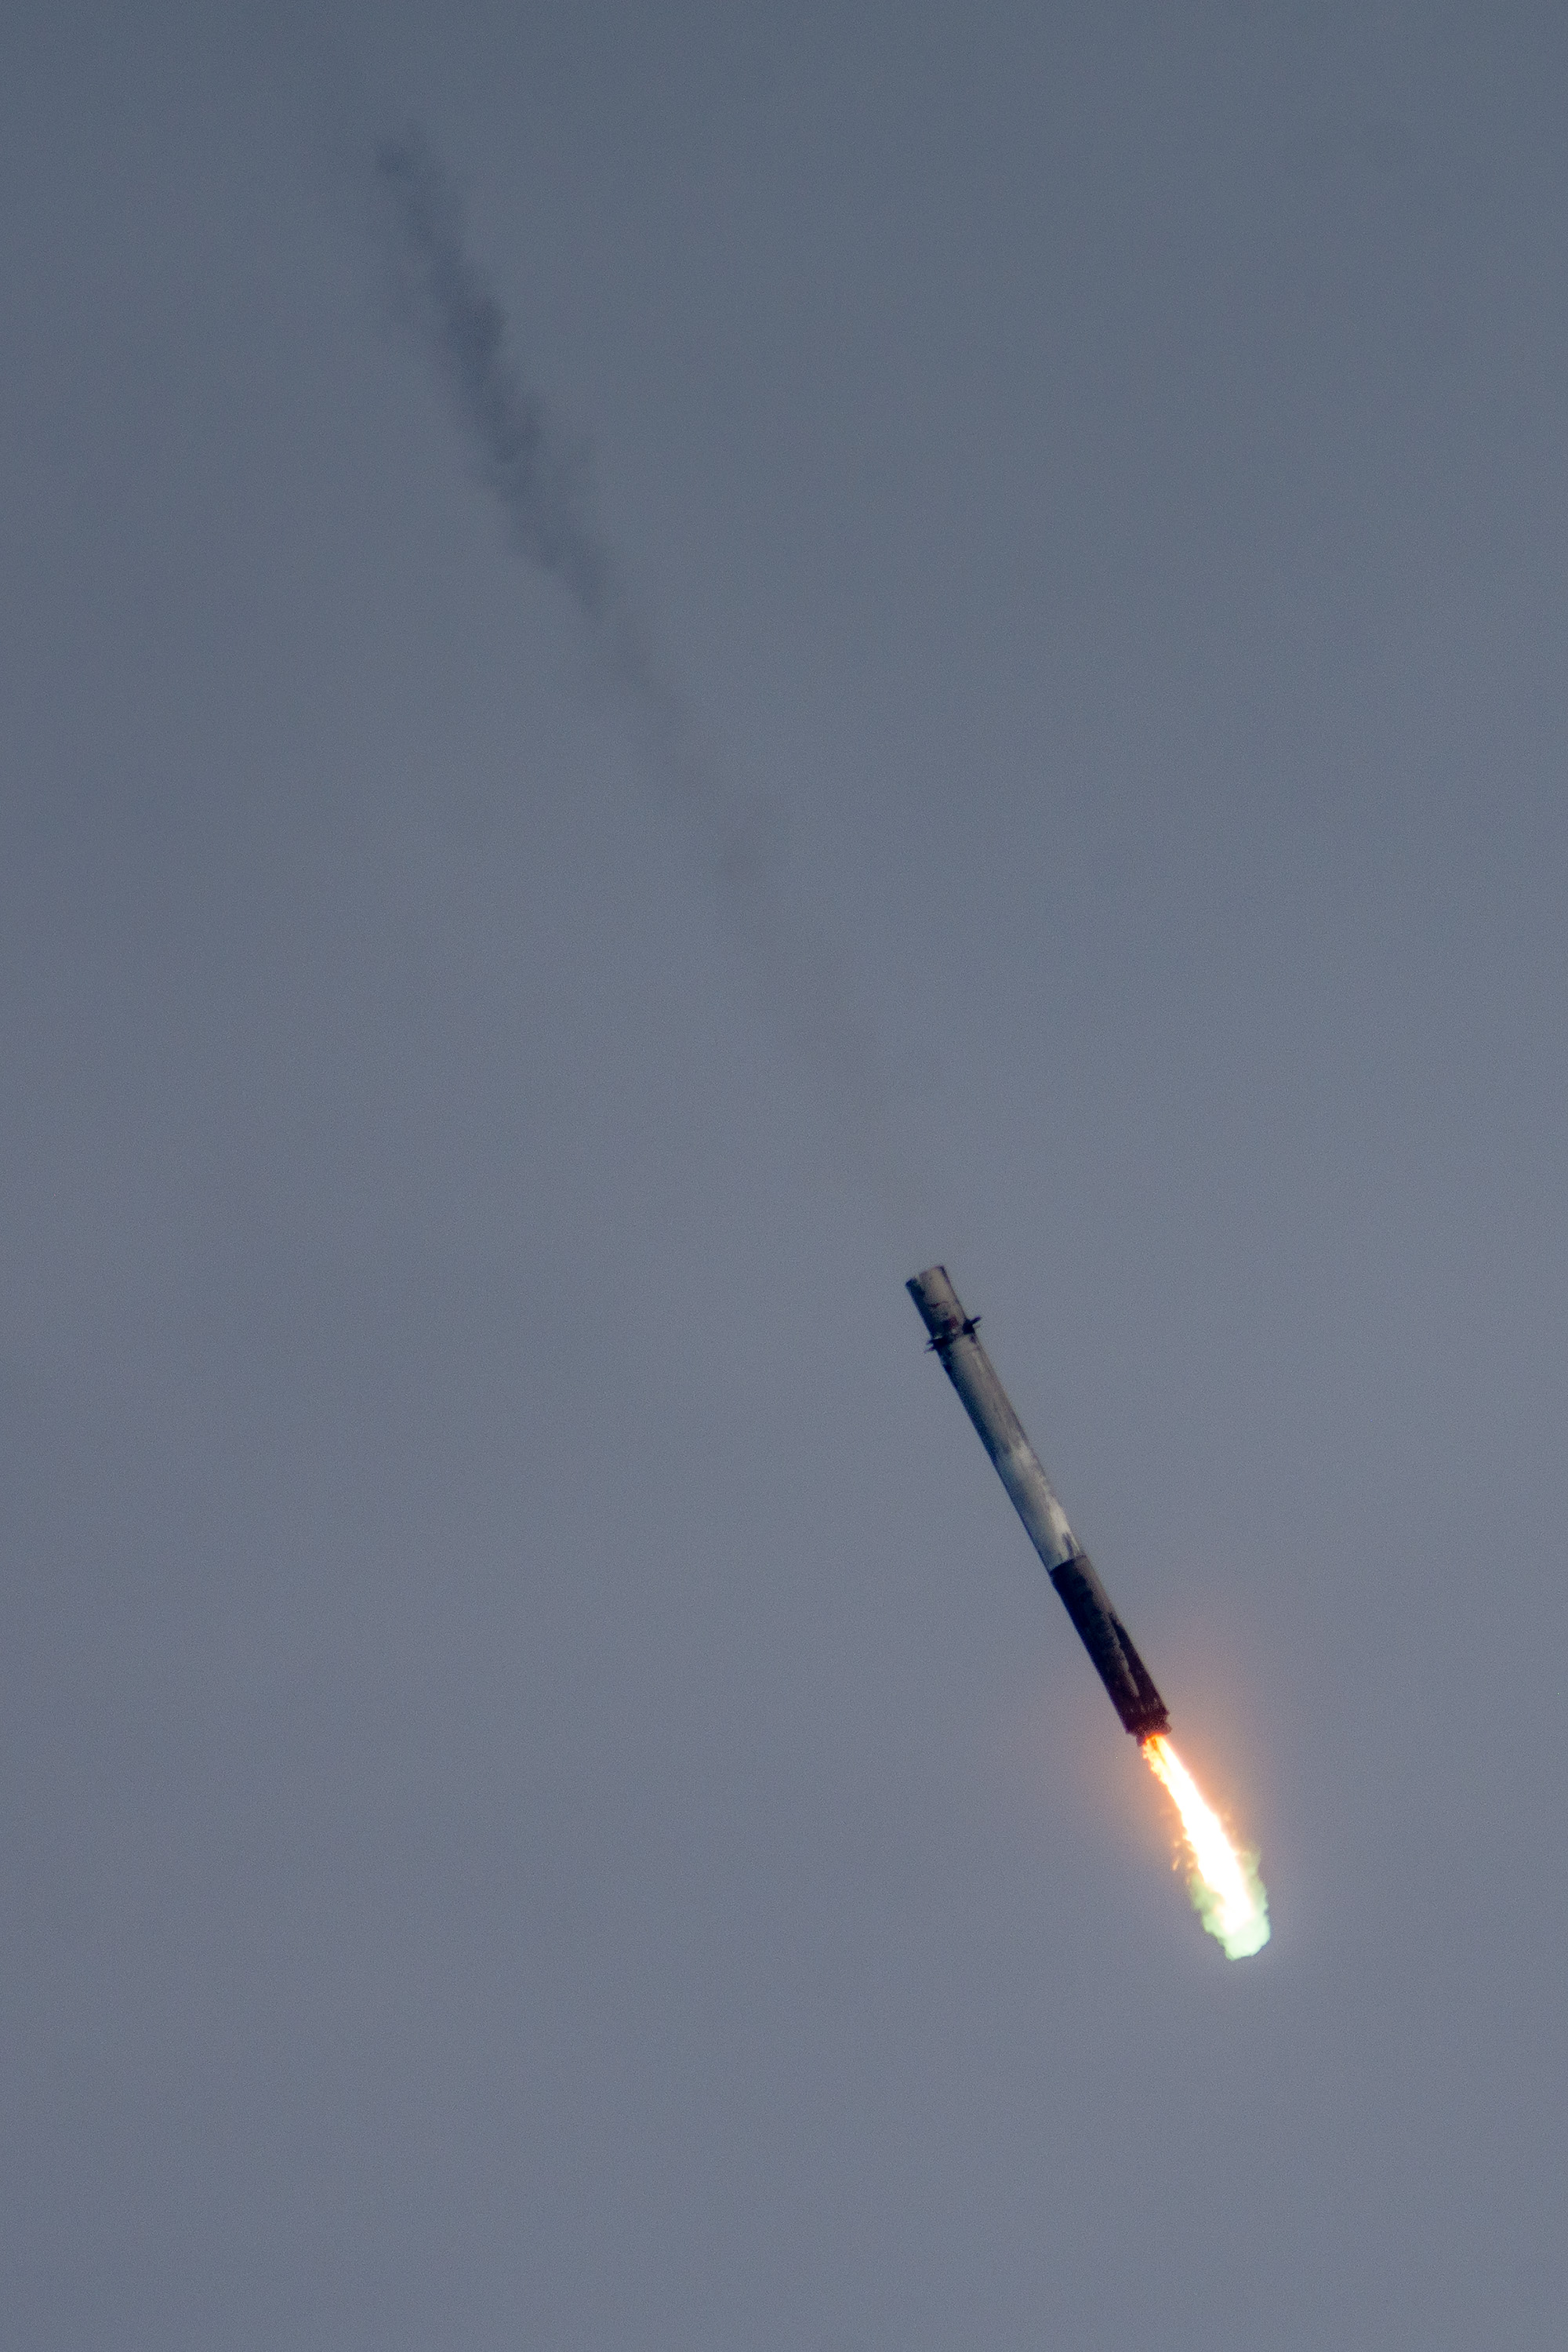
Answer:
xmin=3 ymin=5 xmax=1566 ymax=2347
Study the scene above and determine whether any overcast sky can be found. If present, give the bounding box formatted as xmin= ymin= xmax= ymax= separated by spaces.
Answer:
xmin=4 ymin=5 xmax=1567 ymax=2347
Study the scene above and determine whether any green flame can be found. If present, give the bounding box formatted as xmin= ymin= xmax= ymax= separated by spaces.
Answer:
xmin=1189 ymin=1849 xmax=1271 ymax=1959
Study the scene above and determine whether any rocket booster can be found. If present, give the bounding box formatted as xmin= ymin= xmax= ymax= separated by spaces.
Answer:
xmin=907 ymin=1267 xmax=1170 ymax=1740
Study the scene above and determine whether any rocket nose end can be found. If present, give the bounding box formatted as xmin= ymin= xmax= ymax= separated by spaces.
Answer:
xmin=907 ymin=1265 xmax=969 ymax=1345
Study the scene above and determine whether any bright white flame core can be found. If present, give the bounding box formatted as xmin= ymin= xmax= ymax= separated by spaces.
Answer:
xmin=1142 ymin=1733 xmax=1270 ymax=1959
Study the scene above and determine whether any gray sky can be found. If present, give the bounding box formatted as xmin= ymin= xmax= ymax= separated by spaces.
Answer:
xmin=4 ymin=4 xmax=1566 ymax=2345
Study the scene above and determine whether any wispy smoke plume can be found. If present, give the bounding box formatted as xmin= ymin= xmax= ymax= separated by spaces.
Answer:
xmin=373 ymin=128 xmax=771 ymax=890
xmin=372 ymin=129 xmax=901 ymax=1181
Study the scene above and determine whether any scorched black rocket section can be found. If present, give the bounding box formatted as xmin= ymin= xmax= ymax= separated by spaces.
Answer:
xmin=907 ymin=1266 xmax=1171 ymax=1740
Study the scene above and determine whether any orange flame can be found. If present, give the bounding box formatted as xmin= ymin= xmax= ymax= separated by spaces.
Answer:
xmin=1141 ymin=1733 xmax=1270 ymax=1958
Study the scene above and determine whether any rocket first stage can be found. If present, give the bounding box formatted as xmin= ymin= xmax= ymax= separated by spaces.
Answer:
xmin=907 ymin=1267 xmax=1170 ymax=1739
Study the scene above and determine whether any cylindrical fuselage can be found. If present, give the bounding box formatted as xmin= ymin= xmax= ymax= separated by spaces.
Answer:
xmin=906 ymin=1267 xmax=1079 ymax=1567
xmin=907 ymin=1266 xmax=1170 ymax=1740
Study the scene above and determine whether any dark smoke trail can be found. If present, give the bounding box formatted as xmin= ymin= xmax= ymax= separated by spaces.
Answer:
xmin=373 ymin=128 xmax=770 ymax=890
xmin=375 ymin=130 xmax=617 ymax=627
xmin=372 ymin=129 xmax=898 ymax=1166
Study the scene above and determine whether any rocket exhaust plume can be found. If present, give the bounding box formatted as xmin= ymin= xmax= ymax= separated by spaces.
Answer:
xmin=908 ymin=1267 xmax=1269 ymax=1957
xmin=1141 ymin=1733 xmax=1269 ymax=1958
